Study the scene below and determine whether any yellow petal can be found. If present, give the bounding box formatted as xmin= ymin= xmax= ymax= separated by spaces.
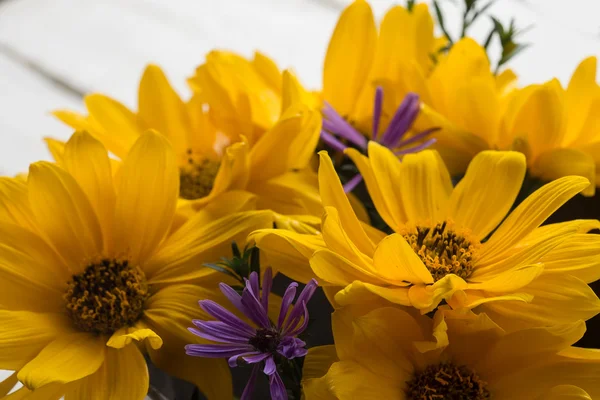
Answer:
xmin=64 ymin=344 xmax=148 ymax=400
xmin=113 ymin=131 xmax=178 ymax=265
xmin=479 ymin=176 xmax=590 ymax=265
xmin=63 ymin=131 xmax=116 ymax=251
xmin=318 ymin=152 xmax=375 ymax=255
xmin=186 ymin=95 xmax=219 ymax=157
xmin=84 ymin=94 xmax=143 ymax=158
xmin=44 ymin=137 xmax=66 ymax=165
xmin=532 ymin=148 xmax=595 ymax=196
xmin=145 ymin=322 xmax=232 ymax=400
xmin=253 ymin=51 xmax=282 ymax=93
xmin=408 ymin=275 xmax=468 ymax=313
xmin=449 ymin=150 xmax=526 ymax=239
xmin=512 ymin=81 xmax=565 ymax=157
xmin=28 ymin=162 xmax=103 ymax=270
xmin=0 ymin=177 xmax=36 ymax=230
xmin=481 ymin=274 xmax=600 ymax=331
xmin=52 ymin=109 xmax=94 ymax=133
xmin=565 ymin=56 xmax=598 ymax=144
xmin=326 ymin=360 xmax=405 ymax=399
xmin=310 ymin=249 xmax=380 ymax=287
xmin=251 ymin=228 xmax=325 ymax=284
xmin=536 ymin=385 xmax=592 ymax=400
xmin=18 ymin=333 xmax=104 ymax=389
xmin=303 ymin=345 xmax=338 ymax=381
xmin=107 ymin=324 xmax=163 ymax=350
xmin=5 ymin=383 xmax=64 ymax=400
xmin=0 ymin=311 xmax=72 ymax=371
xmin=372 ymin=233 xmax=433 ymax=284
xmin=138 ymin=65 xmax=190 ymax=155
xmin=334 ymin=280 xmax=411 ymax=307
xmin=323 ymin=0 xmax=376 ymax=117
xmin=145 ymin=210 xmax=274 ymax=284
xmin=540 ymin=233 xmax=600 ymax=283
xmin=281 ymin=69 xmax=316 ymax=114
xmin=0 ymin=223 xmax=68 ymax=311
xmin=468 ymin=264 xmax=544 ymax=293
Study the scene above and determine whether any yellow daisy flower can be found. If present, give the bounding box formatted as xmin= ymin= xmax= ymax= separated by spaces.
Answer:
xmin=421 ymin=42 xmax=600 ymax=196
xmin=253 ymin=144 xmax=600 ymax=331
xmin=0 ymin=130 xmax=274 ymax=399
xmin=53 ymin=64 xmax=323 ymax=217
xmin=303 ymin=306 xmax=600 ymax=399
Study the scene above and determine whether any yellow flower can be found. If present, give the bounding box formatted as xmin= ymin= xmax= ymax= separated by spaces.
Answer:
xmin=53 ymin=64 xmax=323 ymax=217
xmin=0 ymin=130 xmax=274 ymax=398
xmin=417 ymin=40 xmax=599 ymax=196
xmin=322 ymin=0 xmax=443 ymax=133
xmin=253 ymin=144 xmax=600 ymax=331
xmin=303 ymin=306 xmax=600 ymax=399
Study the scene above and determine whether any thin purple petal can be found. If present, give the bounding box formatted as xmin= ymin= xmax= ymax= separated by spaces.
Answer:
xmin=284 ymin=301 xmax=310 ymax=337
xmin=185 ymin=343 xmax=253 ymax=358
xmin=320 ymin=130 xmax=348 ymax=152
xmin=394 ymin=138 xmax=437 ymax=155
xmin=343 ymin=173 xmax=363 ymax=193
xmin=261 ymin=267 xmax=273 ymax=311
xmin=219 ymin=282 xmax=245 ymax=313
xmin=278 ymin=336 xmax=307 ymax=359
xmin=243 ymin=352 xmax=271 ymax=365
xmin=192 ymin=320 xmax=254 ymax=341
xmin=241 ymin=364 xmax=260 ymax=400
xmin=283 ymin=279 xmax=318 ymax=333
xmin=188 ymin=327 xmax=249 ymax=344
xmin=248 ymin=271 xmax=260 ymax=299
xmin=380 ymin=93 xmax=420 ymax=148
xmin=277 ymin=282 xmax=298 ymax=329
xmin=241 ymin=288 xmax=271 ymax=329
xmin=322 ymin=103 xmax=367 ymax=148
xmin=372 ymin=86 xmax=383 ymax=140
xmin=395 ymin=127 xmax=440 ymax=149
xmin=199 ymin=300 xmax=255 ymax=335
xmin=263 ymin=356 xmax=277 ymax=376
xmin=269 ymin=370 xmax=288 ymax=400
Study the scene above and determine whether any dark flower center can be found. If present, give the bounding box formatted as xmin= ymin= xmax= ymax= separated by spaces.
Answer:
xmin=249 ymin=328 xmax=281 ymax=353
xmin=64 ymin=259 xmax=149 ymax=334
xmin=179 ymin=149 xmax=221 ymax=200
xmin=403 ymin=221 xmax=478 ymax=282
xmin=405 ymin=362 xmax=491 ymax=400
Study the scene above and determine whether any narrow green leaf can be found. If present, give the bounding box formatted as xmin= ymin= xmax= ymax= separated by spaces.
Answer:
xmin=203 ymin=263 xmax=242 ymax=282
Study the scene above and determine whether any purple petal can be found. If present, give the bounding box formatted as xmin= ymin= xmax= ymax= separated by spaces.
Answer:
xmin=243 ymin=352 xmax=271 ymax=365
xmin=269 ymin=371 xmax=288 ymax=400
xmin=320 ymin=130 xmax=348 ymax=152
xmin=395 ymin=127 xmax=439 ymax=149
xmin=380 ymin=93 xmax=420 ymax=148
xmin=188 ymin=327 xmax=249 ymax=344
xmin=241 ymin=364 xmax=260 ymax=400
xmin=343 ymin=174 xmax=363 ymax=193
xmin=261 ymin=267 xmax=273 ymax=311
xmin=322 ymin=103 xmax=367 ymax=148
xmin=219 ymin=283 xmax=245 ymax=312
xmin=192 ymin=320 xmax=254 ymax=341
xmin=249 ymin=271 xmax=260 ymax=298
xmin=241 ymin=287 xmax=271 ymax=329
xmin=372 ymin=86 xmax=383 ymax=140
xmin=284 ymin=301 xmax=310 ymax=337
xmin=277 ymin=337 xmax=307 ymax=359
xmin=263 ymin=356 xmax=277 ymax=376
xmin=199 ymin=300 xmax=255 ymax=335
xmin=394 ymin=138 xmax=437 ymax=156
xmin=185 ymin=343 xmax=253 ymax=358
xmin=283 ymin=279 xmax=318 ymax=333
xmin=277 ymin=282 xmax=298 ymax=329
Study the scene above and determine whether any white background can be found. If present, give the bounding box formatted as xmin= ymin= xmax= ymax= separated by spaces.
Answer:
xmin=0 ymin=0 xmax=599 ymax=391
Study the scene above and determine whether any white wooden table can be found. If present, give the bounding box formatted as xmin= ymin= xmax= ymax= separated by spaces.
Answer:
xmin=0 ymin=0 xmax=599 ymax=394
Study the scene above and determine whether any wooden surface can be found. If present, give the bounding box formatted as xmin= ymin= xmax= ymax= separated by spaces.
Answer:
xmin=0 ymin=0 xmax=599 ymax=394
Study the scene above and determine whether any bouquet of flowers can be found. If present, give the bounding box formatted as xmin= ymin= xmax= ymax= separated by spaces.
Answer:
xmin=1 ymin=0 xmax=600 ymax=399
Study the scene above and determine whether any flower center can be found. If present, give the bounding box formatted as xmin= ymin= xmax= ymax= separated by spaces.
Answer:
xmin=179 ymin=149 xmax=220 ymax=200
xmin=249 ymin=328 xmax=281 ymax=353
xmin=403 ymin=221 xmax=478 ymax=282
xmin=64 ymin=259 xmax=149 ymax=335
xmin=405 ymin=362 xmax=491 ymax=400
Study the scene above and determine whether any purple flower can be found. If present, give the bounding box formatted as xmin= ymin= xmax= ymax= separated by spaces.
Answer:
xmin=321 ymin=87 xmax=438 ymax=192
xmin=186 ymin=268 xmax=318 ymax=400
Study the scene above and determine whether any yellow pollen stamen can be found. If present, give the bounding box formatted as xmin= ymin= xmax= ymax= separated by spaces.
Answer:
xmin=405 ymin=362 xmax=491 ymax=400
xmin=64 ymin=259 xmax=149 ymax=334
xmin=179 ymin=149 xmax=220 ymax=200
xmin=403 ymin=221 xmax=479 ymax=282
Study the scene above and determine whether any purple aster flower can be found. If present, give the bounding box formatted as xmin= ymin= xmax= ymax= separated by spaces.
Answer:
xmin=321 ymin=87 xmax=438 ymax=192
xmin=185 ymin=268 xmax=318 ymax=400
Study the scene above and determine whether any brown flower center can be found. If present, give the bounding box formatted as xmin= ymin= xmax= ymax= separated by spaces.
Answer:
xmin=64 ymin=259 xmax=149 ymax=334
xmin=405 ymin=362 xmax=491 ymax=400
xmin=249 ymin=328 xmax=281 ymax=353
xmin=179 ymin=149 xmax=221 ymax=200
xmin=403 ymin=221 xmax=478 ymax=282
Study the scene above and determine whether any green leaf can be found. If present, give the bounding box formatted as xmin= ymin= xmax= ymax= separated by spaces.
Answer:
xmin=203 ymin=263 xmax=242 ymax=282
xmin=433 ymin=0 xmax=454 ymax=44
